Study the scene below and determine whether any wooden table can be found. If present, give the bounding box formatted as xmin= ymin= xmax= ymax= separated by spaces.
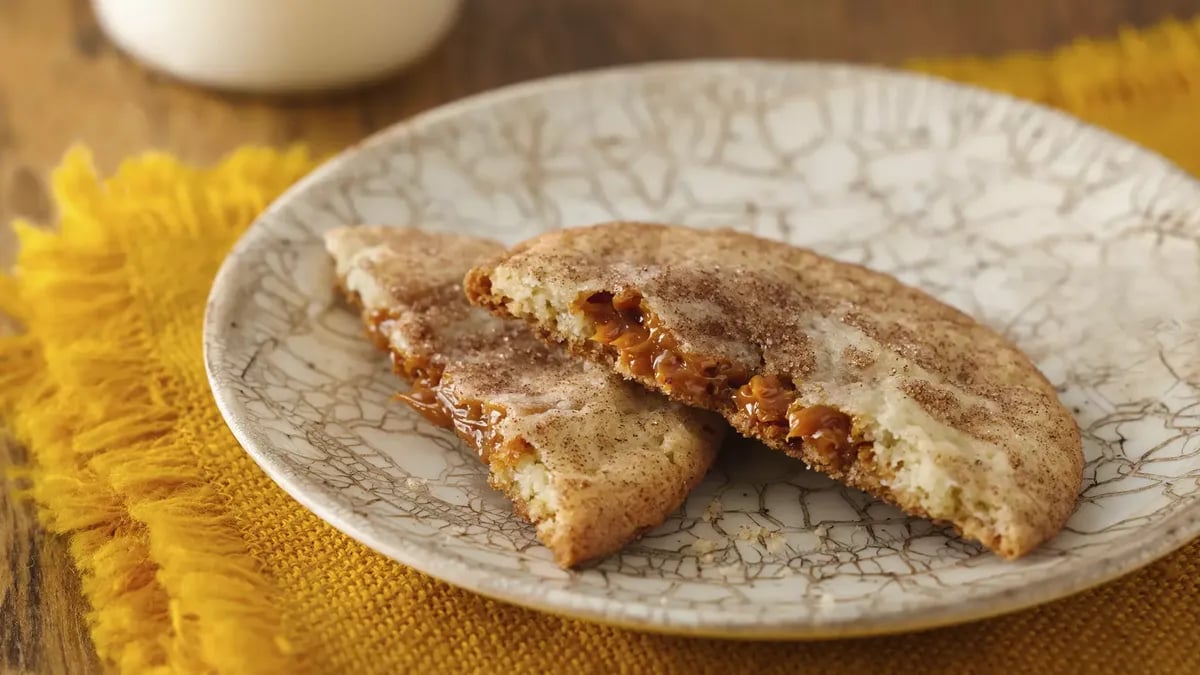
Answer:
xmin=2 ymin=0 xmax=1198 ymax=672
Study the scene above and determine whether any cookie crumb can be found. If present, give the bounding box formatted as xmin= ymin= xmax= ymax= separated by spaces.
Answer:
xmin=764 ymin=532 xmax=789 ymax=557
xmin=704 ymin=497 xmax=724 ymax=522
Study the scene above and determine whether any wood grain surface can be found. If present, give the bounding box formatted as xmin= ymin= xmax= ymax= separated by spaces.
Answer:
xmin=2 ymin=0 xmax=1198 ymax=672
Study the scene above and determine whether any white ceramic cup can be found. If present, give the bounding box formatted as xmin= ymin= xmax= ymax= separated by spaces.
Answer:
xmin=93 ymin=0 xmax=462 ymax=93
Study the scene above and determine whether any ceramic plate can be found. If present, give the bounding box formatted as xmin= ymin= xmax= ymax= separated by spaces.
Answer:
xmin=204 ymin=61 xmax=1200 ymax=639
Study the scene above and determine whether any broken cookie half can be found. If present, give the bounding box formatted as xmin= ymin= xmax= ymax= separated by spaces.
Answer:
xmin=466 ymin=222 xmax=1083 ymax=559
xmin=325 ymin=225 xmax=725 ymax=568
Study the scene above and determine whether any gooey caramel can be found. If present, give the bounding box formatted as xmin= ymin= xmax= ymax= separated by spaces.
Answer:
xmin=787 ymin=401 xmax=859 ymax=468
xmin=365 ymin=309 xmax=396 ymax=351
xmin=733 ymin=373 xmax=792 ymax=425
xmin=396 ymin=378 xmax=511 ymax=463
xmin=575 ymin=290 xmax=749 ymax=400
xmin=575 ymin=292 xmax=861 ymax=469
xmin=369 ymin=309 xmax=511 ymax=463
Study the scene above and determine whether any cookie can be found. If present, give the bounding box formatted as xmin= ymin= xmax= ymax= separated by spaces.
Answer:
xmin=466 ymin=222 xmax=1083 ymax=558
xmin=326 ymin=225 xmax=725 ymax=567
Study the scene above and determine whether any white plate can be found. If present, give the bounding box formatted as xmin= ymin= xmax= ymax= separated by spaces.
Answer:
xmin=204 ymin=61 xmax=1200 ymax=639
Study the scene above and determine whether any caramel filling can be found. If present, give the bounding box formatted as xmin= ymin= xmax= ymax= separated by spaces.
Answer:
xmin=575 ymin=291 xmax=864 ymax=470
xmin=394 ymin=380 xmax=450 ymax=425
xmin=366 ymin=308 xmax=396 ymax=351
xmin=366 ymin=308 xmax=512 ymax=463
xmin=575 ymin=290 xmax=749 ymax=400
xmin=398 ymin=382 xmax=510 ymax=462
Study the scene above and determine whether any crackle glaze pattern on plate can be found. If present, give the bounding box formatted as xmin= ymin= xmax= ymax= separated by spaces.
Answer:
xmin=204 ymin=62 xmax=1200 ymax=638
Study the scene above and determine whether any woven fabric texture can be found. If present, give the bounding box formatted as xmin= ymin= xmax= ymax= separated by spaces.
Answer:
xmin=3 ymin=15 xmax=1199 ymax=675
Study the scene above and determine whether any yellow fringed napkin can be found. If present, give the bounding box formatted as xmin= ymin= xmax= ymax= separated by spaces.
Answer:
xmin=4 ymin=16 xmax=1200 ymax=675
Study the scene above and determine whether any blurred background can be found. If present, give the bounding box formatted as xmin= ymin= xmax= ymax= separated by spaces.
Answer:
xmin=2 ymin=0 xmax=1199 ymax=269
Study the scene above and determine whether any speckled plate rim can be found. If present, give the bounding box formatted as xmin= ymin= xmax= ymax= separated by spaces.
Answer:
xmin=204 ymin=59 xmax=1200 ymax=640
